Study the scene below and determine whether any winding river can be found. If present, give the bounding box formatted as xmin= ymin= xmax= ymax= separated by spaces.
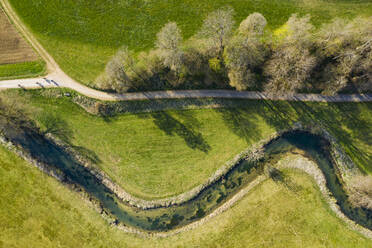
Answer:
xmin=1 ymin=121 xmax=371 ymax=234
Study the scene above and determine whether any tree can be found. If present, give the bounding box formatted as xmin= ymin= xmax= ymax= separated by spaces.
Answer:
xmin=95 ymin=73 xmax=112 ymax=91
xmin=224 ymin=35 xmax=265 ymax=90
xmin=264 ymin=14 xmax=316 ymax=94
xmin=197 ymin=7 xmax=235 ymax=58
xmin=264 ymin=46 xmax=316 ymax=94
xmin=224 ymin=13 xmax=268 ymax=91
xmin=285 ymin=14 xmax=314 ymax=47
xmin=105 ymin=46 xmax=148 ymax=92
xmin=315 ymin=17 xmax=372 ymax=94
xmin=156 ymin=22 xmax=184 ymax=73
xmin=238 ymin=12 xmax=267 ymax=36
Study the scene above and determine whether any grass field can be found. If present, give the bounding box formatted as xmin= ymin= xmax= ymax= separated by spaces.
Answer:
xmin=2 ymin=89 xmax=371 ymax=200
xmin=0 ymin=8 xmax=45 ymax=79
xmin=8 ymin=0 xmax=372 ymax=86
xmin=0 ymin=60 xmax=45 ymax=79
xmin=0 ymin=144 xmax=370 ymax=247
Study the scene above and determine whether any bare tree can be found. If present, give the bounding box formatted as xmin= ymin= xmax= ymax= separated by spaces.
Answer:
xmin=0 ymin=96 xmax=33 ymax=129
xmin=105 ymin=46 xmax=148 ymax=92
xmin=285 ymin=14 xmax=314 ymax=47
xmin=264 ymin=46 xmax=316 ymax=94
xmin=156 ymin=22 xmax=184 ymax=73
xmin=263 ymin=14 xmax=316 ymax=94
xmin=95 ymin=73 xmax=113 ymax=91
xmin=224 ymin=13 xmax=268 ymax=91
xmin=316 ymin=17 xmax=372 ymax=94
xmin=156 ymin=22 xmax=182 ymax=51
xmin=197 ymin=7 xmax=235 ymax=58
xmin=225 ymin=35 xmax=265 ymax=90
xmin=354 ymin=46 xmax=372 ymax=91
xmin=238 ymin=12 xmax=267 ymax=36
xmin=105 ymin=48 xmax=132 ymax=92
xmin=227 ymin=68 xmax=256 ymax=91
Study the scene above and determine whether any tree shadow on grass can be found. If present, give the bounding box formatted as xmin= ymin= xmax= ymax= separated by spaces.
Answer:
xmin=216 ymin=106 xmax=262 ymax=144
xmin=37 ymin=113 xmax=102 ymax=165
xmin=268 ymin=167 xmax=303 ymax=193
xmin=149 ymin=112 xmax=211 ymax=153
xmin=287 ymin=101 xmax=372 ymax=173
xmin=214 ymin=100 xmax=298 ymax=146
xmin=259 ymin=100 xmax=296 ymax=130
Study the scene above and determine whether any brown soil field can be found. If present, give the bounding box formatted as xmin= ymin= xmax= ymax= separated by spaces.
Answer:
xmin=0 ymin=8 xmax=38 ymax=64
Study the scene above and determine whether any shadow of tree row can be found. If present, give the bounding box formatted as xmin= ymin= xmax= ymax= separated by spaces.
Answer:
xmin=37 ymin=113 xmax=102 ymax=165
xmin=215 ymin=99 xmax=372 ymax=173
xmin=34 ymin=97 xmax=372 ymax=173
xmin=149 ymin=112 xmax=211 ymax=153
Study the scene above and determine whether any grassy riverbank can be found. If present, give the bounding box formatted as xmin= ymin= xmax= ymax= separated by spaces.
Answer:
xmin=1 ymin=89 xmax=371 ymax=200
xmin=0 ymin=144 xmax=370 ymax=247
xmin=7 ymin=0 xmax=372 ymax=86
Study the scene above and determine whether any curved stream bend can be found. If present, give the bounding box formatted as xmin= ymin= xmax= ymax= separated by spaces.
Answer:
xmin=0 ymin=121 xmax=371 ymax=237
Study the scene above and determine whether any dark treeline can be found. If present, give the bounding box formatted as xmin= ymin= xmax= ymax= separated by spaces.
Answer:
xmin=96 ymin=8 xmax=372 ymax=95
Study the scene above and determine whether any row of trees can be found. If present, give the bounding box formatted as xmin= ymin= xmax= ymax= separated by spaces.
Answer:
xmin=97 ymin=8 xmax=372 ymax=95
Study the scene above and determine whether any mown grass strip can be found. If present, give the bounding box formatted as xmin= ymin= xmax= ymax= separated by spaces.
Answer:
xmin=0 ymin=60 xmax=46 ymax=80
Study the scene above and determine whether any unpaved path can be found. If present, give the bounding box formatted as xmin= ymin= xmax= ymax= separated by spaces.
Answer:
xmin=1 ymin=0 xmax=371 ymax=102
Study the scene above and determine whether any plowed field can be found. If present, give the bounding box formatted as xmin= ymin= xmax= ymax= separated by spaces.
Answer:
xmin=0 ymin=8 xmax=38 ymax=64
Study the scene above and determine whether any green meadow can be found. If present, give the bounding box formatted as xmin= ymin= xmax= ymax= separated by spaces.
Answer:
xmin=1 ymin=1 xmax=372 ymax=244
xmin=0 ymin=144 xmax=371 ymax=247
xmin=0 ymin=60 xmax=45 ymax=80
xmin=3 ymin=89 xmax=371 ymax=199
xmin=8 ymin=0 xmax=372 ymax=86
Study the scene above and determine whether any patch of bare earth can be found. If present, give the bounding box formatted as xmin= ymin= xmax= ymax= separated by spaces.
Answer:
xmin=0 ymin=8 xmax=38 ymax=64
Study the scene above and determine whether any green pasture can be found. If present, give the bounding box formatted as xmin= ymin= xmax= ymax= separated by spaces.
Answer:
xmin=8 ymin=0 xmax=372 ymax=86
xmin=0 ymin=60 xmax=45 ymax=80
xmin=0 ymin=144 xmax=370 ymax=247
xmin=2 ymin=89 xmax=371 ymax=199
